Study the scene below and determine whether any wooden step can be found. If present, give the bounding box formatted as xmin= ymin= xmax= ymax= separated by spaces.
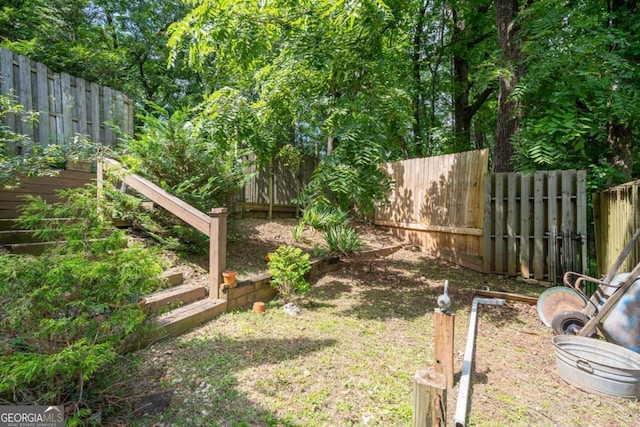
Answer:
xmin=153 ymin=298 xmax=227 ymax=338
xmin=161 ymin=270 xmax=184 ymax=286
xmin=3 ymin=240 xmax=65 ymax=255
xmin=0 ymin=219 xmax=18 ymax=231
xmin=142 ymin=283 xmax=207 ymax=314
xmin=0 ymin=230 xmax=44 ymax=245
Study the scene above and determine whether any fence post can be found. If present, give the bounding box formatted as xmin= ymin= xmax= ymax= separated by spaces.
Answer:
xmin=208 ymin=208 xmax=228 ymax=299
xmin=434 ymin=309 xmax=455 ymax=389
xmin=413 ymin=368 xmax=447 ymax=427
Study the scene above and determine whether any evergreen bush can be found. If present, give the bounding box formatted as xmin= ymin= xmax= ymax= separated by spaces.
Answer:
xmin=0 ymin=184 xmax=164 ymax=422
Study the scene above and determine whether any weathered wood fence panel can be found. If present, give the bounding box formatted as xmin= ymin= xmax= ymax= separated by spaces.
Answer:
xmin=483 ymin=170 xmax=587 ymax=280
xmin=374 ymin=149 xmax=488 ymax=271
xmin=234 ymin=153 xmax=317 ymax=217
xmin=593 ymin=180 xmax=640 ymax=276
xmin=0 ymin=170 xmax=94 ymax=219
xmin=0 ymin=48 xmax=133 ymax=154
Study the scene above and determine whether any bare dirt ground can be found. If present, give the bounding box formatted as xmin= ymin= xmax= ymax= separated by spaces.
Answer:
xmin=110 ymin=219 xmax=640 ymax=426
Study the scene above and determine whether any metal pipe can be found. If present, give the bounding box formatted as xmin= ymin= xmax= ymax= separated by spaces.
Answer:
xmin=454 ymin=297 xmax=505 ymax=427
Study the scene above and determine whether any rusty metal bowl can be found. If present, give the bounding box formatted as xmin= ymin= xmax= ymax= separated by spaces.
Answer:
xmin=537 ymin=286 xmax=588 ymax=327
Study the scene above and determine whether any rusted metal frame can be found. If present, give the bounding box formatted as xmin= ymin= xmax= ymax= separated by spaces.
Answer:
xmin=578 ymin=261 xmax=640 ymax=337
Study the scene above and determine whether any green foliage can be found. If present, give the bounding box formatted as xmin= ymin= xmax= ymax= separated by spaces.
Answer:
xmin=516 ymin=0 xmax=640 ymax=179
xmin=0 ymin=93 xmax=105 ymax=189
xmin=323 ymin=225 xmax=362 ymax=256
xmin=301 ymin=204 xmax=349 ymax=231
xmin=267 ymin=245 xmax=311 ymax=303
xmin=291 ymin=222 xmax=306 ymax=243
xmin=1 ymin=0 xmax=197 ymax=109
xmin=0 ymin=184 xmax=164 ymax=420
xmin=120 ymin=103 xmax=248 ymax=251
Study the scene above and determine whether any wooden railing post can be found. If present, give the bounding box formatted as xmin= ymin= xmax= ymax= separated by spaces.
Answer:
xmin=208 ymin=208 xmax=228 ymax=299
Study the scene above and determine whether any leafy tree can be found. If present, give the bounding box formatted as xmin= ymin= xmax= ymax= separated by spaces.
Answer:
xmin=169 ymin=0 xmax=414 ymax=215
xmin=515 ymin=0 xmax=640 ymax=185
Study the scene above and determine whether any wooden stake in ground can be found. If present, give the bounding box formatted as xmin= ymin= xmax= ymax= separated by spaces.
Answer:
xmin=434 ymin=308 xmax=455 ymax=388
xmin=413 ymin=368 xmax=447 ymax=427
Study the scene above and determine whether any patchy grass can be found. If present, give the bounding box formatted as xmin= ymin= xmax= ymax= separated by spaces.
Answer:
xmin=105 ymin=221 xmax=640 ymax=427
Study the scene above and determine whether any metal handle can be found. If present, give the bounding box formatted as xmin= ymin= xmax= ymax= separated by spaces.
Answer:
xmin=576 ymin=359 xmax=594 ymax=374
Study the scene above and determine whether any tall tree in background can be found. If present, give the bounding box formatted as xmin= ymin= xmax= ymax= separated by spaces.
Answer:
xmin=0 ymin=0 xmax=196 ymax=110
xmin=515 ymin=0 xmax=639 ymax=186
xmin=169 ymin=0 xmax=414 ymax=214
xmin=450 ymin=0 xmax=496 ymax=151
xmin=606 ymin=0 xmax=638 ymax=179
xmin=492 ymin=0 xmax=525 ymax=172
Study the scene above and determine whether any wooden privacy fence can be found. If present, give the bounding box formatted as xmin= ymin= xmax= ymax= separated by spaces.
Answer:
xmin=374 ymin=149 xmax=488 ymax=271
xmin=1 ymin=48 xmax=133 ymax=154
xmin=233 ymin=153 xmax=317 ymax=218
xmin=593 ymin=180 xmax=640 ymax=276
xmin=483 ymin=170 xmax=587 ymax=281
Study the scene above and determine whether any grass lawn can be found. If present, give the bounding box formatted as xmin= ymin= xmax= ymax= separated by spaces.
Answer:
xmin=107 ymin=242 xmax=640 ymax=427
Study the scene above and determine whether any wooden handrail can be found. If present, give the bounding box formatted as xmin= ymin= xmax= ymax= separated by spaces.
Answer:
xmin=97 ymin=158 xmax=227 ymax=299
xmin=100 ymin=158 xmax=210 ymax=235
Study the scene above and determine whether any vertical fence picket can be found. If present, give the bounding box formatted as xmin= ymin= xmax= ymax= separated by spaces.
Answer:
xmin=76 ymin=78 xmax=87 ymax=136
xmin=18 ymin=55 xmax=33 ymax=141
xmin=494 ymin=173 xmax=505 ymax=273
xmin=61 ymin=72 xmax=73 ymax=141
xmin=507 ymin=173 xmax=518 ymax=276
xmin=577 ymin=170 xmax=587 ymax=274
xmin=482 ymin=173 xmax=493 ymax=274
xmin=520 ymin=174 xmax=532 ymax=278
xmin=36 ymin=62 xmax=49 ymax=146
xmin=89 ymin=82 xmax=100 ymax=143
xmin=1 ymin=48 xmax=15 ymax=146
xmin=533 ymin=172 xmax=546 ymax=280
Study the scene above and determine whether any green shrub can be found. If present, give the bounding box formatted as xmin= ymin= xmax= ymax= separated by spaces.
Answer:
xmin=119 ymin=104 xmax=248 ymax=252
xmin=1 ymin=94 xmax=104 ymax=189
xmin=324 ymin=225 xmax=362 ymax=256
xmin=301 ymin=204 xmax=349 ymax=231
xmin=0 ymin=184 xmax=164 ymax=422
xmin=267 ymin=245 xmax=311 ymax=303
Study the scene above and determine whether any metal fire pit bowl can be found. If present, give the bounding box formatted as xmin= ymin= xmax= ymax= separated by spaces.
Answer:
xmin=552 ymin=335 xmax=640 ymax=399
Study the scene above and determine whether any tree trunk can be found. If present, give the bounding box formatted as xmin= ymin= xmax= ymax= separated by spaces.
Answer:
xmin=493 ymin=0 xmax=522 ymax=172
xmin=606 ymin=0 xmax=637 ymax=180
xmin=607 ymin=122 xmax=633 ymax=179
xmin=411 ymin=0 xmax=428 ymax=158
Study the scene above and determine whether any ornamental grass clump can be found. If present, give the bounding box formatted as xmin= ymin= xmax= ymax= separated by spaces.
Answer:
xmin=267 ymin=245 xmax=311 ymax=304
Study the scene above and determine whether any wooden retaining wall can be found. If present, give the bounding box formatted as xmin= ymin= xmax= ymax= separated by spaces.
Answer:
xmin=1 ymin=48 xmax=133 ymax=153
xmin=593 ymin=180 xmax=640 ymax=276
xmin=483 ymin=170 xmax=587 ymax=280
xmin=374 ymin=149 xmax=488 ymax=271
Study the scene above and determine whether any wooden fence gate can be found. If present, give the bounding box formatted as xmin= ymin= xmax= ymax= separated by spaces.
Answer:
xmin=482 ymin=170 xmax=587 ymax=281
